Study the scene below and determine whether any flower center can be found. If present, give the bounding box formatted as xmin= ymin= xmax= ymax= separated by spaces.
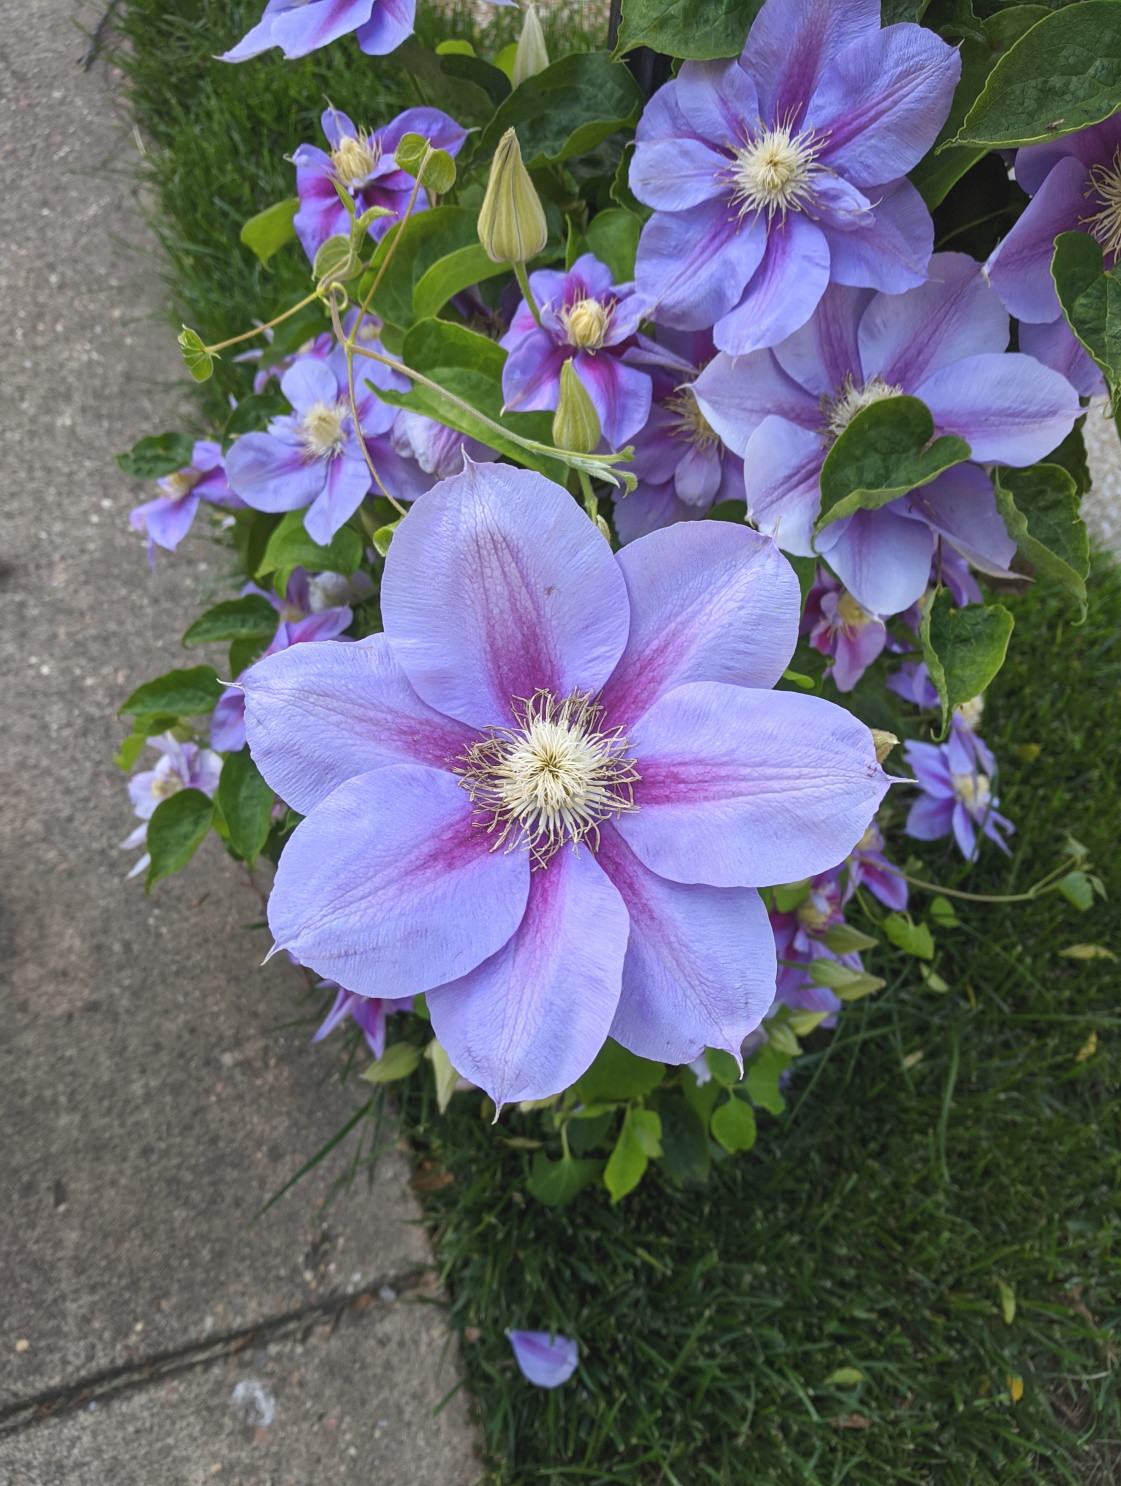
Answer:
xmin=730 ymin=124 xmax=823 ymax=220
xmin=331 ymin=132 xmax=379 ymax=188
xmin=836 ymin=590 xmax=871 ymax=628
xmin=161 ymin=468 xmax=202 ymax=502
xmin=560 ymin=297 xmax=610 ymax=351
xmin=300 ymin=401 xmax=347 ymax=459
xmin=664 ymin=385 xmax=721 ymax=454
xmin=820 ymin=373 xmax=903 ymax=446
xmin=152 ymin=773 xmax=184 ymax=801
xmin=955 ymin=694 xmax=984 ymax=732
xmin=457 ymin=689 xmax=639 ymax=864
xmin=951 ymin=769 xmax=991 ymax=813
xmin=1082 ymin=147 xmax=1121 ymax=259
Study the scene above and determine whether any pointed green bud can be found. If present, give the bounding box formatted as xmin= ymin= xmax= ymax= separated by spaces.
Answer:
xmin=552 ymin=360 xmax=601 ymax=455
xmin=512 ymin=3 xmax=549 ymax=87
xmin=477 ymin=128 xmax=548 ymax=265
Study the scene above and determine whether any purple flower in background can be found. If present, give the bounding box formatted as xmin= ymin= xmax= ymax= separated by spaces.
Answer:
xmin=695 ymin=254 xmax=1078 ymax=615
xmin=130 ymin=441 xmax=242 ymax=567
xmin=293 ymin=106 xmax=467 ymax=262
xmin=241 ymin=463 xmax=889 ymax=1104
xmin=500 ymin=253 xmax=653 ymax=447
xmin=628 ymin=0 xmax=959 ymax=354
xmin=847 ymin=820 xmax=908 ymax=911
xmin=986 ymin=117 xmax=1121 ymax=396
xmin=904 ymin=731 xmax=1012 ymax=860
xmin=769 ymin=871 xmax=852 ymax=1024
xmin=391 ymin=410 xmax=497 ymax=479
xmin=225 ymin=348 xmax=429 ymax=544
xmin=802 ymin=567 xmax=887 ymax=692
xmin=120 ymin=733 xmax=222 ymax=879
xmin=312 ymin=983 xmax=413 ymax=1058
xmin=507 ymin=1330 xmax=579 ymax=1389
xmin=613 ymin=329 xmax=745 ymax=543
xmin=221 ymin=0 xmax=417 ymax=62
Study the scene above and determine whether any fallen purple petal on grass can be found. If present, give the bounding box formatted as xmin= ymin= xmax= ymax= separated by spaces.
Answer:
xmin=507 ymin=1330 xmax=579 ymax=1388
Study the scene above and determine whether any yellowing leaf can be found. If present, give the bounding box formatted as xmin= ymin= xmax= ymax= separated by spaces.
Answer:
xmin=1060 ymin=943 xmax=1116 ymax=961
xmin=1075 ymin=1030 xmax=1099 ymax=1063
xmin=824 ymin=1366 xmax=865 ymax=1388
xmin=1008 ymin=1374 xmax=1024 ymax=1404
xmin=997 ymin=1279 xmax=1016 ymax=1325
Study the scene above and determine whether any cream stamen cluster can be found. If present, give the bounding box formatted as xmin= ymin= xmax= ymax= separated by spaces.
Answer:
xmin=820 ymin=372 xmax=903 ymax=446
xmin=951 ymin=769 xmax=991 ymax=811
xmin=1083 ymin=147 xmax=1121 ymax=259
xmin=330 ymin=132 xmax=379 ymax=188
xmin=560 ymin=297 xmax=611 ymax=351
xmin=665 ymin=385 xmax=722 ymax=454
xmin=300 ymin=401 xmax=348 ymax=459
xmin=730 ymin=122 xmax=824 ymax=221
xmin=457 ymin=689 xmax=639 ymax=863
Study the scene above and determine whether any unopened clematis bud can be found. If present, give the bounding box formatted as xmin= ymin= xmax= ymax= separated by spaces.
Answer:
xmin=870 ymin=729 xmax=899 ymax=764
xmin=477 ymin=128 xmax=548 ymax=264
xmin=512 ymin=4 xmax=549 ymax=87
xmin=552 ymin=360 xmax=601 ymax=455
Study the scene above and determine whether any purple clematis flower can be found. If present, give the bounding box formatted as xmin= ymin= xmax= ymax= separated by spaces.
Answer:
xmin=500 ymin=253 xmax=654 ymax=447
xmin=240 ymin=462 xmax=889 ymax=1105
xmin=292 ymin=106 xmax=467 ymax=263
xmin=801 ymin=567 xmax=887 ymax=692
xmin=507 ymin=1330 xmax=579 ymax=1389
xmin=224 ymin=347 xmax=429 ymax=544
xmin=130 ymin=441 xmax=243 ymax=568
xmin=847 ymin=820 xmax=907 ymax=911
xmin=391 ymin=410 xmax=497 ymax=479
xmin=694 ymin=254 xmax=1079 ymax=615
xmin=221 ymin=0 xmax=512 ymax=63
xmin=613 ymin=329 xmax=745 ymax=543
xmin=769 ymin=870 xmax=852 ymax=1024
xmin=120 ymin=733 xmax=222 ymax=879
xmin=904 ymin=730 xmax=1012 ymax=860
xmin=628 ymin=0 xmax=960 ymax=354
xmin=312 ymin=983 xmax=413 ymax=1058
xmin=889 ymin=658 xmax=995 ymax=776
xmin=986 ymin=117 xmax=1121 ymax=396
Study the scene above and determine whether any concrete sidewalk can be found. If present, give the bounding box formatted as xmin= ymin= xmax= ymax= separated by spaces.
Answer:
xmin=0 ymin=5 xmax=477 ymax=1481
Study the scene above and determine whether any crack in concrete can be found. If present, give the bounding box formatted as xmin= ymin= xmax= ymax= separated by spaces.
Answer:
xmin=0 ymin=1267 xmax=431 ymax=1439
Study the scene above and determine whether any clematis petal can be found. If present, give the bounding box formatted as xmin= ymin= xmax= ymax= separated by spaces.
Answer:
xmin=1018 ymin=316 xmax=1106 ymax=398
xmin=674 ymin=443 xmax=722 ymax=506
xmin=501 ymin=330 xmax=568 ymax=414
xmin=209 ymin=688 xmax=247 ymax=753
xmin=634 ymin=199 xmax=767 ymax=330
xmin=355 ymin=0 xmax=417 ymax=49
xmin=303 ymin=455 xmax=373 ymax=544
xmin=600 ymin=523 xmax=799 ymax=724
xmin=772 ymin=282 xmax=871 ymax=396
xmin=270 ymin=0 xmax=375 ymax=57
xmin=600 ymin=825 xmax=776 ymax=1065
xmin=381 ymin=462 xmax=631 ymax=728
xmin=629 ymin=136 xmax=729 ymax=211
xmin=906 ymin=792 xmax=954 ymax=840
xmin=379 ymin=105 xmax=466 ymax=159
xmin=225 ymin=433 xmax=327 ymax=513
xmin=618 ymin=681 xmax=889 ymax=888
xmin=571 ymin=351 xmax=652 ymax=447
xmin=612 ymin=481 xmax=707 ymax=543
xmin=267 ymin=764 xmax=529 ymax=999
xmin=895 ymin=465 xmax=1017 ymax=578
xmin=507 ymin=1331 xmax=579 ymax=1389
xmin=741 ymin=416 xmax=825 ymax=555
xmin=824 ymin=177 xmax=931 ymax=293
xmin=693 ymin=350 xmax=820 ymax=451
xmin=427 ymin=846 xmax=629 ymax=1106
xmin=715 ymin=215 xmax=831 ymax=355
xmin=857 ymin=252 xmax=1009 ymax=387
xmin=820 ymin=508 xmax=933 ymax=616
xmin=986 ymin=155 xmax=1087 ymax=322
xmin=741 ymin=0 xmax=882 ymax=124
xmin=915 ymin=352 xmax=1080 ymax=465
xmin=674 ymin=58 xmax=760 ymax=149
xmin=279 ymin=355 xmax=341 ymax=415
xmin=243 ymin=633 xmax=478 ymax=814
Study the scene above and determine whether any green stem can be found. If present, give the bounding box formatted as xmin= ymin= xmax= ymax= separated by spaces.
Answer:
xmin=877 ymin=857 xmax=1079 ymax=905
xmin=205 ymin=289 xmax=321 ymax=354
xmin=514 ymin=260 xmax=542 ymax=326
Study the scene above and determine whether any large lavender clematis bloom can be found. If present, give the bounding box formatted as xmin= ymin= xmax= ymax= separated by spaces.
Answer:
xmin=694 ymin=254 xmax=1079 ymax=615
xmin=292 ymin=107 xmax=467 ymax=262
xmin=130 ymin=441 xmax=243 ymax=568
xmin=225 ymin=348 xmax=429 ymax=544
xmin=628 ymin=0 xmax=960 ymax=354
xmin=241 ymin=463 xmax=890 ymax=1104
xmin=500 ymin=253 xmax=654 ymax=447
xmin=986 ymin=116 xmax=1121 ymax=396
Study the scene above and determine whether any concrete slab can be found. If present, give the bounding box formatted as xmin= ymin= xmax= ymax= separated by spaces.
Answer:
xmin=0 ymin=8 xmax=471 ymax=1472
xmin=0 ymin=1290 xmax=479 ymax=1486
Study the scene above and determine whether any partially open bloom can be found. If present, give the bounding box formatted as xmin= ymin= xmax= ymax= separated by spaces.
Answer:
xmin=477 ymin=128 xmax=549 ymax=265
xmin=292 ymin=107 xmax=467 ymax=263
xmin=391 ymin=411 xmax=496 ymax=480
xmin=802 ymin=567 xmax=887 ymax=692
xmin=129 ymin=441 xmax=242 ymax=568
xmin=904 ymin=731 xmax=1013 ymax=860
xmin=312 ymin=984 xmax=413 ymax=1059
xmin=695 ymin=255 xmax=1078 ymax=614
xmin=629 ymin=0 xmax=959 ymax=354
xmin=120 ymin=734 xmax=222 ymax=879
xmin=500 ymin=253 xmax=653 ymax=447
xmin=507 ymin=1330 xmax=578 ymax=1388
xmin=986 ymin=116 xmax=1121 ymax=396
xmin=222 ymin=0 xmax=417 ymax=62
xmin=242 ymin=463 xmax=889 ymax=1104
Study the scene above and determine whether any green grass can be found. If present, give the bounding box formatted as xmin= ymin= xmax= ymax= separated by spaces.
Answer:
xmin=115 ymin=6 xmax=1120 ymax=1480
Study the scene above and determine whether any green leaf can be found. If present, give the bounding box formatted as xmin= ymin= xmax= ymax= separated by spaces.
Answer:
xmin=954 ymin=1 xmax=1121 ymax=150
xmin=119 ymin=665 xmax=223 ymax=722
xmin=526 ymin=1150 xmax=603 ymax=1207
xmin=479 ymin=52 xmax=643 ymax=170
xmin=178 ymin=327 xmax=215 ymax=383
xmin=930 ymin=895 xmax=960 ymax=928
xmin=377 ymin=317 xmax=566 ymax=481
xmin=425 ymin=1038 xmax=461 ymax=1113
xmin=116 ymin=431 xmax=195 ymax=480
xmin=372 ymin=520 xmax=400 ymax=557
xmin=824 ymin=1366 xmax=866 ymax=1388
xmin=145 ymin=788 xmax=214 ymax=890
xmin=217 ymin=749 xmax=274 ymax=864
xmin=604 ymin=1109 xmax=649 ymax=1202
xmin=313 ymin=233 xmax=362 ymax=284
xmin=993 ymin=463 xmax=1088 ymax=618
xmin=257 ymin=509 xmax=363 ymax=584
xmin=1059 ymin=870 xmax=1094 ymax=912
xmin=821 ymin=923 xmax=880 ymax=955
xmin=882 ymin=914 xmax=935 ymax=960
xmin=585 ymin=209 xmax=641 ymax=283
xmin=808 ymin=959 xmax=886 ymax=998
xmin=394 ymin=132 xmax=457 ymax=193
xmin=182 ymin=596 xmax=279 ymax=648
xmin=650 ymin=1092 xmax=711 ymax=1187
xmin=631 ymin=1108 xmax=663 ymax=1159
xmin=920 ymin=589 xmax=1014 ymax=729
xmin=817 ymin=396 xmax=970 ymax=530
xmin=114 ymin=729 xmax=150 ymax=771
xmin=710 ymin=1094 xmax=757 ymax=1154
xmin=575 ymin=1040 xmax=665 ymax=1105
xmin=362 ymin=206 xmax=484 ymax=330
xmin=771 ymin=880 xmax=811 ymax=913
xmin=412 ymin=243 xmax=510 ymax=324
xmin=744 ymin=1044 xmax=789 ymax=1117
xmin=704 ymin=1048 xmax=740 ymax=1087
xmin=361 ymin=1041 xmax=423 ymax=1083
xmin=240 ymin=197 xmax=298 ymax=266
xmin=391 ymin=42 xmax=506 ymax=126
xmin=1052 ymin=232 xmax=1121 ymax=398
xmin=614 ymin=0 xmax=760 ymax=61
xmin=997 ymin=1278 xmax=1016 ymax=1325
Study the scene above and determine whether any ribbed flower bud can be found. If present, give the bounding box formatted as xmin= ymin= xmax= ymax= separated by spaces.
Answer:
xmin=512 ymin=4 xmax=549 ymax=87
xmin=552 ymin=361 xmax=601 ymax=455
xmin=870 ymin=729 xmax=899 ymax=764
xmin=477 ymin=128 xmax=548 ymax=265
